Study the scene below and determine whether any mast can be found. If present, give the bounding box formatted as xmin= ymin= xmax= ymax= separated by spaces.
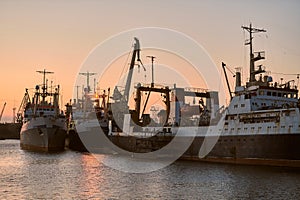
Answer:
xmin=241 ymin=23 xmax=266 ymax=84
xmin=36 ymin=69 xmax=54 ymax=102
xmin=79 ymin=71 xmax=97 ymax=93
xmin=147 ymin=56 xmax=156 ymax=87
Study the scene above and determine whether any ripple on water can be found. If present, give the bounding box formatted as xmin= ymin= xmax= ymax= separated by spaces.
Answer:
xmin=0 ymin=140 xmax=300 ymax=199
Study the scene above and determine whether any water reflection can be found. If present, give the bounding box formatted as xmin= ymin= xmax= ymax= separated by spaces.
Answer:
xmin=0 ymin=140 xmax=300 ymax=199
xmin=79 ymin=153 xmax=104 ymax=198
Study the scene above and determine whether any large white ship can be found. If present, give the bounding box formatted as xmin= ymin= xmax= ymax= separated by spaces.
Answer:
xmin=70 ymin=24 xmax=300 ymax=167
xmin=20 ymin=70 xmax=67 ymax=152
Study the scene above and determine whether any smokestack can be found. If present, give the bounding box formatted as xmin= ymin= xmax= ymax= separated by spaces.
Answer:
xmin=236 ymin=72 xmax=241 ymax=87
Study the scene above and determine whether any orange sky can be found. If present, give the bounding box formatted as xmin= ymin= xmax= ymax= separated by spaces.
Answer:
xmin=1 ymin=0 xmax=299 ymax=122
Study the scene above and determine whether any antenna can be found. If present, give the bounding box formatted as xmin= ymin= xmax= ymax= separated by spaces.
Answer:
xmin=36 ymin=69 xmax=54 ymax=101
xmin=94 ymin=78 xmax=96 ymax=94
xmin=75 ymin=85 xmax=80 ymax=106
xmin=79 ymin=71 xmax=97 ymax=93
xmin=241 ymin=23 xmax=266 ymax=83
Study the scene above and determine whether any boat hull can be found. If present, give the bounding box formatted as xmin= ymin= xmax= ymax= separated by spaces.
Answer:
xmin=182 ymin=134 xmax=300 ymax=167
xmin=0 ymin=123 xmax=22 ymax=139
xmin=108 ymin=134 xmax=300 ymax=157
xmin=68 ymin=127 xmax=300 ymax=167
xmin=20 ymin=118 xmax=66 ymax=152
xmin=67 ymin=129 xmax=87 ymax=152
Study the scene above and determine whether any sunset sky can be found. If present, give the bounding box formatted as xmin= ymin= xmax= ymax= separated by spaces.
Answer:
xmin=0 ymin=0 xmax=299 ymax=122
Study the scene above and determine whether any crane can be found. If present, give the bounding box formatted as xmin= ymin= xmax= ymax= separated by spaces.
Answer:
xmin=16 ymin=89 xmax=31 ymax=123
xmin=222 ymin=62 xmax=233 ymax=100
xmin=110 ymin=38 xmax=170 ymax=127
xmin=123 ymin=37 xmax=145 ymax=102
xmin=0 ymin=102 xmax=6 ymax=122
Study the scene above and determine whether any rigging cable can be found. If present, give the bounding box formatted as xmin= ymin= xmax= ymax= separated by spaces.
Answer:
xmin=119 ymin=40 xmax=135 ymax=88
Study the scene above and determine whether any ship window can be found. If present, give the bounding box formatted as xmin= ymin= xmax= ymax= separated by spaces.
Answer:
xmin=281 ymin=126 xmax=285 ymax=128
xmin=241 ymin=104 xmax=245 ymax=107
xmin=272 ymin=92 xmax=277 ymax=96
xmin=278 ymin=93 xmax=282 ymax=97
xmin=267 ymin=91 xmax=271 ymax=96
xmin=234 ymin=105 xmax=238 ymax=109
xmin=259 ymin=91 xmax=264 ymax=95
xmin=244 ymin=127 xmax=248 ymax=130
xmin=258 ymin=127 xmax=262 ymax=129
xmin=251 ymin=127 xmax=255 ymax=130
xmin=273 ymin=126 xmax=277 ymax=128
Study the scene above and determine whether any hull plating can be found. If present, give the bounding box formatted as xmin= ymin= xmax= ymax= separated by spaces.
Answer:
xmin=69 ymin=127 xmax=300 ymax=167
xmin=20 ymin=119 xmax=66 ymax=152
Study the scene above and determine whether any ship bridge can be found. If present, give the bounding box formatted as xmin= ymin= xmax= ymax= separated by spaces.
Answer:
xmin=228 ymin=81 xmax=299 ymax=114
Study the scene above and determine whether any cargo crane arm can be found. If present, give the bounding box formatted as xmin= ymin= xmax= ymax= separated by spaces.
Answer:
xmin=123 ymin=37 xmax=145 ymax=102
xmin=16 ymin=89 xmax=31 ymax=122
xmin=0 ymin=102 xmax=6 ymax=122
xmin=222 ymin=62 xmax=233 ymax=100
xmin=133 ymin=85 xmax=170 ymax=126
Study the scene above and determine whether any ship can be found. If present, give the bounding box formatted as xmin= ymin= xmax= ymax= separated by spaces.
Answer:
xmin=20 ymin=70 xmax=67 ymax=152
xmin=0 ymin=102 xmax=22 ymax=139
xmin=67 ymin=73 xmax=109 ymax=152
xmin=0 ymin=122 xmax=22 ymax=139
xmin=70 ymin=24 xmax=300 ymax=167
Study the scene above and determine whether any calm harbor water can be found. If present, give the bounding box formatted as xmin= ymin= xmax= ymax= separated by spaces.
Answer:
xmin=1 ymin=139 xmax=300 ymax=199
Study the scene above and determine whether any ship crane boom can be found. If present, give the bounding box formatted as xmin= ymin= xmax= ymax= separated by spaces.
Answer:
xmin=0 ymin=102 xmax=6 ymax=122
xmin=123 ymin=37 xmax=144 ymax=102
